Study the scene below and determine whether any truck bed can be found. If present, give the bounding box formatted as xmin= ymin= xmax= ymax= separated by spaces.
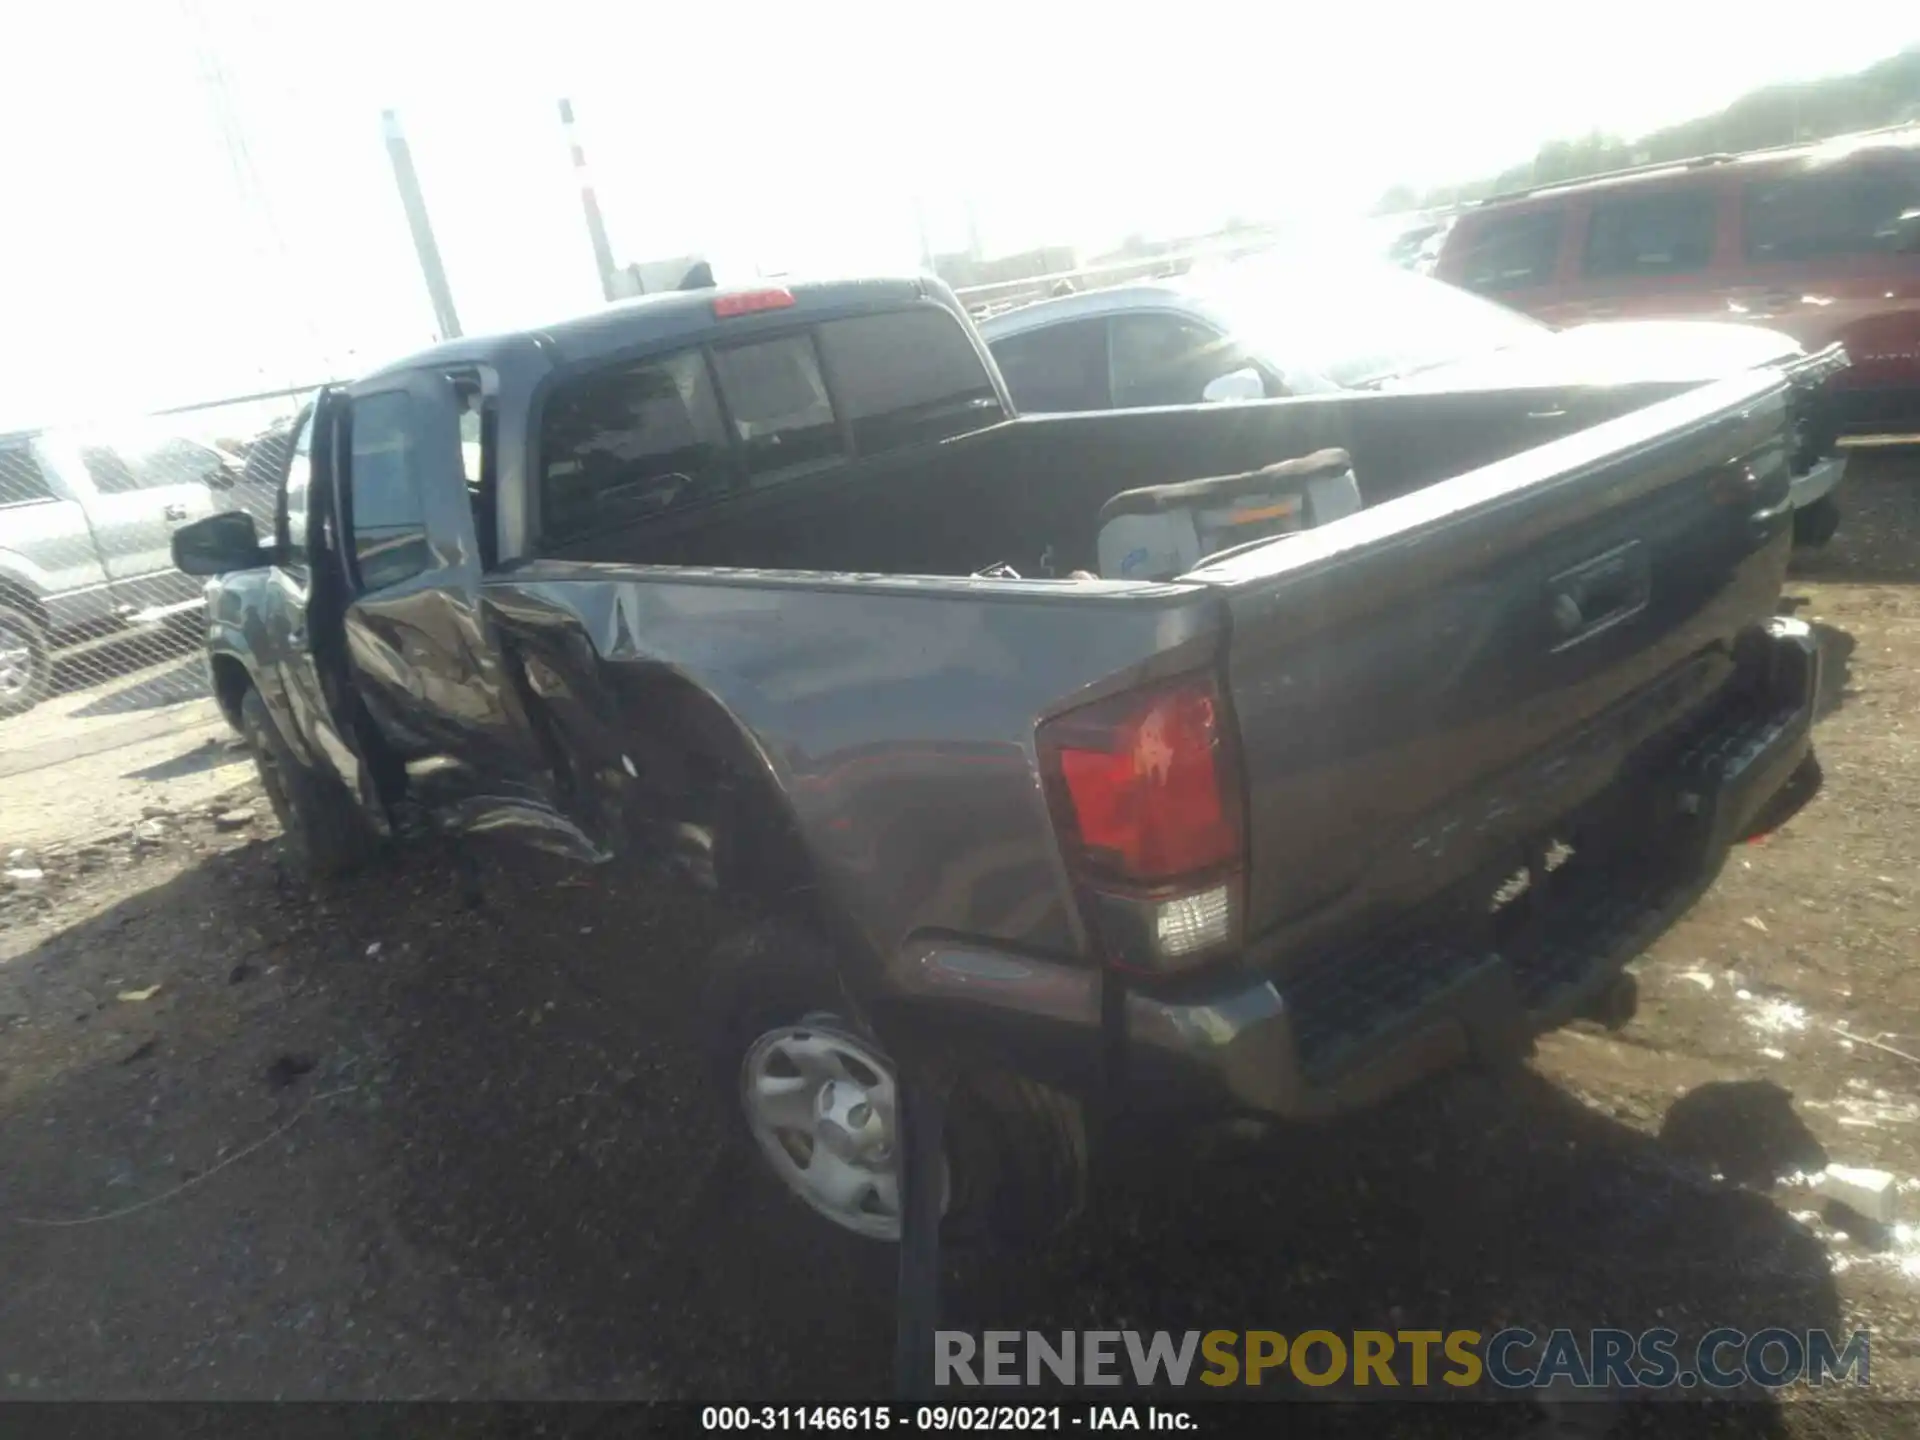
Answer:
xmin=535 ymin=379 xmax=1692 ymax=582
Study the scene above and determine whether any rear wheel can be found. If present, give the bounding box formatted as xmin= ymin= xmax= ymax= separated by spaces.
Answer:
xmin=0 ymin=602 xmax=50 ymax=718
xmin=238 ymin=686 xmax=378 ymax=878
xmin=704 ymin=918 xmax=1087 ymax=1245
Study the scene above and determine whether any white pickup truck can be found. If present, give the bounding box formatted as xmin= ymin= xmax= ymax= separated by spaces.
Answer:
xmin=0 ymin=427 xmax=234 ymax=715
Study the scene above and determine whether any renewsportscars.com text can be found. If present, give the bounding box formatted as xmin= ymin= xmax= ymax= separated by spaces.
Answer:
xmin=934 ymin=1328 xmax=1870 ymax=1391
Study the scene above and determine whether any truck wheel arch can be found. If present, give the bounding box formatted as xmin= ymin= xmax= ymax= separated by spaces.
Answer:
xmin=209 ymin=653 xmax=254 ymax=729
xmin=0 ymin=575 xmax=48 ymax=630
xmin=0 ymin=578 xmax=52 ymax=716
xmin=677 ymin=692 xmax=819 ymax=913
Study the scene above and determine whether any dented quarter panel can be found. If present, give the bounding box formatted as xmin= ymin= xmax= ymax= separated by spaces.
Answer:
xmin=477 ymin=565 xmax=1223 ymax=977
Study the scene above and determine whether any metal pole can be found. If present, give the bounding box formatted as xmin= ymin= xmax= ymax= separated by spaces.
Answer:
xmin=560 ymin=99 xmax=621 ymax=303
xmin=380 ymin=110 xmax=462 ymax=340
xmin=912 ymin=194 xmax=938 ymax=275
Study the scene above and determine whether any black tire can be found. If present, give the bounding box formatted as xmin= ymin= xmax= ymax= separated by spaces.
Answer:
xmin=0 ymin=601 xmax=51 ymax=718
xmin=1793 ymin=496 xmax=1841 ymax=548
xmin=702 ymin=917 xmax=1087 ymax=1246
xmin=237 ymin=686 xmax=378 ymax=878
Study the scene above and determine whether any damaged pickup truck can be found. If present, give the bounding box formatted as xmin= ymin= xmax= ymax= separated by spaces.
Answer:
xmin=174 ymin=274 xmax=1839 ymax=1243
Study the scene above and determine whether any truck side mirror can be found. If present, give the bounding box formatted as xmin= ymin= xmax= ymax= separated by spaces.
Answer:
xmin=1201 ymin=368 xmax=1267 ymax=404
xmin=172 ymin=510 xmax=269 ymax=577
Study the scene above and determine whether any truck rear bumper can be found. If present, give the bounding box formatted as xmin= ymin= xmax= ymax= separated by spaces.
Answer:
xmin=888 ymin=617 xmax=1820 ymax=1122
xmin=1130 ymin=615 xmax=1820 ymax=1118
xmin=1789 ymin=453 xmax=1847 ymax=511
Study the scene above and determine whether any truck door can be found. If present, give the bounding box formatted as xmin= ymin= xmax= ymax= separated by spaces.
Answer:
xmin=325 ymin=368 xmax=591 ymax=857
xmin=8 ymin=440 xmax=113 ymax=620
xmin=255 ymin=392 xmax=384 ymax=824
xmin=47 ymin=433 xmax=222 ymax=616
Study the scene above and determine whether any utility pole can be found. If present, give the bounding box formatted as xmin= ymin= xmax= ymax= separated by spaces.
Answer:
xmin=559 ymin=99 xmax=621 ymax=302
xmin=911 ymin=194 xmax=938 ymax=275
xmin=380 ymin=109 xmax=461 ymax=340
xmin=178 ymin=0 xmax=331 ymax=385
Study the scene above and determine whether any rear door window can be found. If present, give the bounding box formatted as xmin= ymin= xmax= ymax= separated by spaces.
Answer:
xmin=709 ymin=333 xmax=843 ymax=485
xmin=79 ymin=437 xmax=229 ymax=494
xmin=815 ymin=308 xmax=1003 ymax=453
xmin=1456 ymin=208 xmax=1565 ymax=294
xmin=1583 ymin=189 xmax=1717 ymax=277
xmin=538 ymin=348 xmax=733 ymax=544
xmin=345 ymin=391 xmax=433 ymax=591
xmin=1744 ymin=160 xmax=1920 ymax=261
xmin=0 ymin=446 xmax=53 ymax=507
xmin=77 ymin=446 xmax=142 ymax=494
xmin=988 ymin=319 xmax=1113 ymax=411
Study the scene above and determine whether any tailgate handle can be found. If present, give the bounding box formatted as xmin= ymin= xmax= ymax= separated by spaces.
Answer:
xmin=1546 ymin=541 xmax=1650 ymax=651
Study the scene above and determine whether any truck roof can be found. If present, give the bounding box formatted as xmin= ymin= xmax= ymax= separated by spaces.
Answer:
xmin=363 ymin=274 xmax=948 ymax=381
xmin=1474 ymin=121 xmax=1920 ymax=208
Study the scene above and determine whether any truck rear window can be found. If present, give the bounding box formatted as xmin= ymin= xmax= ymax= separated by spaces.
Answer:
xmin=815 ymin=309 xmax=1003 ymax=451
xmin=536 ymin=305 xmax=1003 ymax=548
xmin=540 ymin=349 xmax=734 ymax=544
xmin=710 ymin=334 xmax=844 ymax=485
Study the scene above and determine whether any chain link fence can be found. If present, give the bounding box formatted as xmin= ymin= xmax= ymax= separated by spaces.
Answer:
xmin=0 ymin=386 xmax=313 ymax=737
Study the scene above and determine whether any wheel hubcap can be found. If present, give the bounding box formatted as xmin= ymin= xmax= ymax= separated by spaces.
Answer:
xmin=741 ymin=1015 xmax=941 ymax=1240
xmin=0 ymin=624 xmax=35 ymax=699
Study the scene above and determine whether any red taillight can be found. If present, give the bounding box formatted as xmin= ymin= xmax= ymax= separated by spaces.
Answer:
xmin=1042 ymin=672 xmax=1240 ymax=885
xmin=712 ymin=288 xmax=796 ymax=319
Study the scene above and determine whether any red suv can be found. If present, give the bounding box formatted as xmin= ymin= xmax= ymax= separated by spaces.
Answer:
xmin=1434 ymin=127 xmax=1920 ymax=434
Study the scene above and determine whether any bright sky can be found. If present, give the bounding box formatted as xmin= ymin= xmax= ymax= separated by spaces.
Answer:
xmin=0 ymin=0 xmax=1913 ymax=423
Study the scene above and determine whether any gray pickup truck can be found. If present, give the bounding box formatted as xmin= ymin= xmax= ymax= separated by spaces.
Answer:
xmin=173 ymin=274 xmax=1833 ymax=1244
xmin=0 ymin=427 xmax=232 ymax=714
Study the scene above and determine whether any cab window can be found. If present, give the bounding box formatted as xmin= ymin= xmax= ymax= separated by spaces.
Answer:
xmin=345 ymin=391 xmax=433 ymax=591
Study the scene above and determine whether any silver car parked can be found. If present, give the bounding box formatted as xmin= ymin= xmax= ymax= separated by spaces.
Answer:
xmin=0 ymin=426 xmax=230 ymax=714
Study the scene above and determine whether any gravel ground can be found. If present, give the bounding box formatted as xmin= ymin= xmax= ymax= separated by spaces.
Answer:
xmin=2 ymin=452 xmax=1919 ymax=1434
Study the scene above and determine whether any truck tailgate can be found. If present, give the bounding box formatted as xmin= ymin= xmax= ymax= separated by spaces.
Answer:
xmin=1190 ymin=368 xmax=1798 ymax=963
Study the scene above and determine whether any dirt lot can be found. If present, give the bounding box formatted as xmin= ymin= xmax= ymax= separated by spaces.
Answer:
xmin=2 ymin=453 xmax=1919 ymax=1430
